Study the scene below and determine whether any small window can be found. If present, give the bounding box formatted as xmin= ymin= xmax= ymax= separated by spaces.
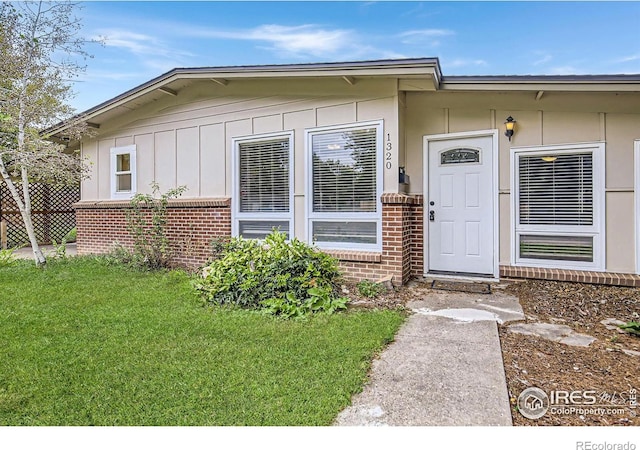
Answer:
xmin=233 ymin=132 xmax=293 ymax=240
xmin=312 ymin=221 xmax=377 ymax=245
xmin=519 ymin=234 xmax=593 ymax=262
xmin=440 ymin=148 xmax=480 ymax=165
xmin=306 ymin=121 xmax=382 ymax=251
xmin=110 ymin=145 xmax=136 ymax=199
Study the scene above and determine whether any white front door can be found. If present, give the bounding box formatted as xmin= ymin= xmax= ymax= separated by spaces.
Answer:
xmin=425 ymin=132 xmax=496 ymax=276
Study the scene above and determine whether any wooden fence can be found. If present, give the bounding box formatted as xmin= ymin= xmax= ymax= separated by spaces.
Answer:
xmin=0 ymin=182 xmax=80 ymax=248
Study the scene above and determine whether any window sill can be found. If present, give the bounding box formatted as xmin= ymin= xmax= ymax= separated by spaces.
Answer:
xmin=514 ymin=260 xmax=604 ymax=272
xmin=324 ymin=250 xmax=382 ymax=263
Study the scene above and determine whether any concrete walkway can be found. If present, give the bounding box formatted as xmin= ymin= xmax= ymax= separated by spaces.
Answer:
xmin=12 ymin=243 xmax=77 ymax=259
xmin=335 ymin=283 xmax=524 ymax=426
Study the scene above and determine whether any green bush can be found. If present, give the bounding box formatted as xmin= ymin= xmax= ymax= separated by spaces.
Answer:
xmin=195 ymin=230 xmax=348 ymax=317
xmin=122 ymin=182 xmax=187 ymax=270
xmin=64 ymin=227 xmax=77 ymax=243
xmin=0 ymin=247 xmax=17 ymax=267
xmin=356 ymin=280 xmax=386 ymax=298
xmin=101 ymin=243 xmax=148 ymax=269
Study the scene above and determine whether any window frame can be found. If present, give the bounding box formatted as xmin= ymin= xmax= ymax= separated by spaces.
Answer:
xmin=635 ymin=139 xmax=640 ymax=274
xmin=305 ymin=120 xmax=383 ymax=252
xmin=110 ymin=145 xmax=137 ymax=200
xmin=510 ymin=142 xmax=606 ymax=271
xmin=231 ymin=131 xmax=294 ymax=239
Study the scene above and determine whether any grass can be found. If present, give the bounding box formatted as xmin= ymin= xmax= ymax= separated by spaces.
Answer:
xmin=0 ymin=257 xmax=404 ymax=426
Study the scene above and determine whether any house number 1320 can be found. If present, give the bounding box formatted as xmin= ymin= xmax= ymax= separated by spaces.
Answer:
xmin=385 ymin=133 xmax=392 ymax=169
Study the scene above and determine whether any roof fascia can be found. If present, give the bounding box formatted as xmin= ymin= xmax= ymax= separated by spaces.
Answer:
xmin=441 ymin=75 xmax=640 ymax=92
xmin=48 ymin=58 xmax=441 ymax=136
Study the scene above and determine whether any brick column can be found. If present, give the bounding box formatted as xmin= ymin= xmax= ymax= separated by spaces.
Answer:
xmin=410 ymin=197 xmax=424 ymax=277
xmin=381 ymin=193 xmax=423 ymax=284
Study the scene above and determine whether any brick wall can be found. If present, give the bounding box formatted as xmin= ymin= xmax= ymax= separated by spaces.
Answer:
xmin=500 ymin=265 xmax=640 ymax=287
xmin=328 ymin=193 xmax=424 ymax=285
xmin=74 ymin=198 xmax=231 ymax=267
xmin=74 ymin=195 xmax=640 ymax=287
xmin=74 ymin=194 xmax=429 ymax=284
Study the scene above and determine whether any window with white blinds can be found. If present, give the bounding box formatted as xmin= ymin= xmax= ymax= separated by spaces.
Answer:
xmin=519 ymin=153 xmax=593 ymax=226
xmin=233 ymin=133 xmax=293 ymax=240
xmin=311 ymin=128 xmax=377 ymax=213
xmin=307 ymin=121 xmax=382 ymax=251
xmin=512 ymin=143 xmax=605 ymax=270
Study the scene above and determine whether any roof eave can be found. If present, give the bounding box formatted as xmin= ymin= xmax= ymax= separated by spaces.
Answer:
xmin=47 ymin=58 xmax=442 ymax=136
xmin=441 ymin=74 xmax=640 ymax=92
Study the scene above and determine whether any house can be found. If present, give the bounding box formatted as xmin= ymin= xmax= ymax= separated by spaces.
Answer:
xmin=49 ymin=58 xmax=640 ymax=286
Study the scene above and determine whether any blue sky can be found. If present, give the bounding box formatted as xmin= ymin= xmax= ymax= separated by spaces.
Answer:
xmin=71 ymin=1 xmax=640 ymax=112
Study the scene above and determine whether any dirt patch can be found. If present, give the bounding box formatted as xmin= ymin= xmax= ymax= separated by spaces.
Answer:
xmin=342 ymin=280 xmax=416 ymax=310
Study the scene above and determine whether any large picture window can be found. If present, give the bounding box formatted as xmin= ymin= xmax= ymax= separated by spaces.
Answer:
xmin=233 ymin=132 xmax=293 ymax=239
xmin=306 ymin=121 xmax=382 ymax=251
xmin=511 ymin=143 xmax=605 ymax=270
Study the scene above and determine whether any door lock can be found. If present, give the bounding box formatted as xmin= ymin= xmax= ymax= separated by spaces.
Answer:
xmin=429 ymin=210 xmax=435 ymax=221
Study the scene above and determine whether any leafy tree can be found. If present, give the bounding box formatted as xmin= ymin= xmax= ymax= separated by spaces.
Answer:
xmin=0 ymin=1 xmax=94 ymax=265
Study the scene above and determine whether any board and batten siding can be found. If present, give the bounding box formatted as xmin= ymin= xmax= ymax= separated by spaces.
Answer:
xmin=80 ymin=78 xmax=402 ymax=242
xmin=404 ymin=90 xmax=640 ymax=273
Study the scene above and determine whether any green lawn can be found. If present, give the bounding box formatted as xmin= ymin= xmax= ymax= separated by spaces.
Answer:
xmin=0 ymin=258 xmax=404 ymax=426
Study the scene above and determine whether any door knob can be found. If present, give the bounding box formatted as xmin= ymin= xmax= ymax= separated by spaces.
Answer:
xmin=429 ymin=210 xmax=435 ymax=221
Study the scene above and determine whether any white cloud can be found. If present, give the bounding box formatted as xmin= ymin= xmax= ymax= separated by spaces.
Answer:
xmin=184 ymin=24 xmax=355 ymax=58
xmin=399 ymin=29 xmax=455 ymax=46
xmin=549 ymin=65 xmax=583 ymax=75
xmin=532 ymin=52 xmax=553 ymax=66
xmin=614 ymin=53 xmax=640 ymax=63
xmin=446 ymin=58 xmax=488 ymax=68
xmin=79 ymin=69 xmax=142 ymax=82
xmin=94 ymin=29 xmax=195 ymax=60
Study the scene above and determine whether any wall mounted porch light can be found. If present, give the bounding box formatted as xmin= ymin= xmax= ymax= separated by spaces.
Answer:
xmin=504 ymin=116 xmax=516 ymax=142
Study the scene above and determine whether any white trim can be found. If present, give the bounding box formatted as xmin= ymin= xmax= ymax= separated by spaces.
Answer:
xmin=422 ymin=129 xmax=500 ymax=279
xmin=110 ymin=145 xmax=137 ymax=200
xmin=231 ymin=131 xmax=295 ymax=239
xmin=304 ymin=120 xmax=384 ymax=252
xmin=635 ymin=140 xmax=640 ymax=274
xmin=510 ymin=141 xmax=606 ymax=271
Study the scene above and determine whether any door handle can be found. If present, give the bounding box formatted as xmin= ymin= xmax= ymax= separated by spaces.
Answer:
xmin=429 ymin=210 xmax=435 ymax=221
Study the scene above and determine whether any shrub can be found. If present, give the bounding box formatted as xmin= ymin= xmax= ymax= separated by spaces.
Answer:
xmin=64 ymin=227 xmax=77 ymax=243
xmin=0 ymin=247 xmax=17 ymax=267
xmin=101 ymin=242 xmax=147 ymax=269
xmin=357 ymin=279 xmax=386 ymax=298
xmin=121 ymin=182 xmax=187 ymax=270
xmin=195 ymin=230 xmax=348 ymax=317
xmin=50 ymin=238 xmax=68 ymax=259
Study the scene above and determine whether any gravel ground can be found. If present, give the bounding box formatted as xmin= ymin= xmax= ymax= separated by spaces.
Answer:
xmin=345 ymin=277 xmax=640 ymax=426
xmin=501 ymin=280 xmax=640 ymax=426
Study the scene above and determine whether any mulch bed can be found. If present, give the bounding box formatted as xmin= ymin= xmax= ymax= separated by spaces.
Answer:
xmin=501 ymin=280 xmax=640 ymax=426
